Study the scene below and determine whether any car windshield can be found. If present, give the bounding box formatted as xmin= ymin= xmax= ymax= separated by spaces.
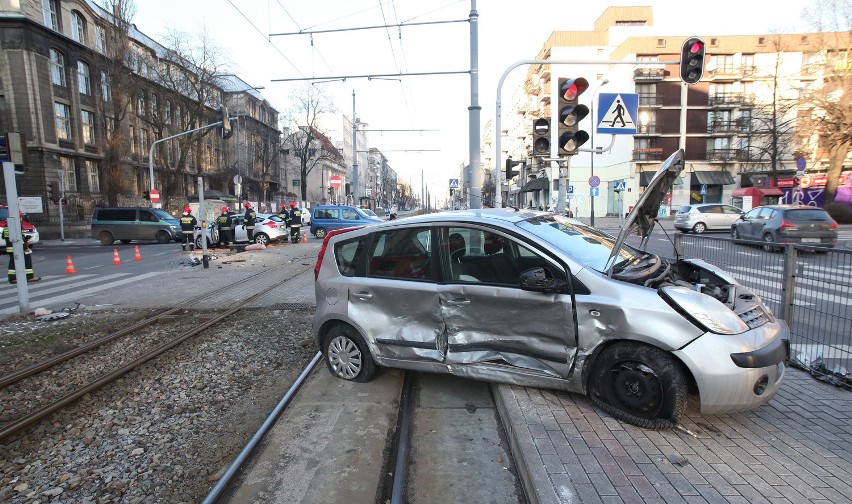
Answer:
xmin=363 ymin=209 xmax=378 ymax=217
xmin=515 ymin=215 xmax=644 ymax=272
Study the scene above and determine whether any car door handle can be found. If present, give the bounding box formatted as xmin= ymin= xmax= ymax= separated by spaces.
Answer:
xmin=352 ymin=291 xmax=373 ymax=300
xmin=444 ymin=297 xmax=471 ymax=306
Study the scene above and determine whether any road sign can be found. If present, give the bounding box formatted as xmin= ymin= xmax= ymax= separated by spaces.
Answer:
xmin=597 ymin=93 xmax=638 ymax=135
xmin=449 ymin=178 xmax=460 ymax=189
xmin=567 ymin=185 xmax=574 ymax=194
xmin=589 ymin=175 xmax=600 ymax=188
xmin=613 ymin=180 xmax=626 ymax=192
xmin=796 ymin=157 xmax=806 ymax=170
xmin=700 ymin=184 xmax=707 ymax=195
xmin=329 ymin=175 xmax=343 ymax=188
xmin=149 ymin=189 xmax=160 ymax=203
xmin=590 ymin=187 xmax=599 ymax=197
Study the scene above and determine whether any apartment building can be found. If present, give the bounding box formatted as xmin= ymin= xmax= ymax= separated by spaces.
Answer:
xmin=507 ymin=6 xmax=850 ymax=217
xmin=0 ymin=0 xmax=280 ymax=233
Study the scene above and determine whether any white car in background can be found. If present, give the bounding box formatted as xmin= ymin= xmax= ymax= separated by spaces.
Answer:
xmin=196 ymin=213 xmax=288 ymax=247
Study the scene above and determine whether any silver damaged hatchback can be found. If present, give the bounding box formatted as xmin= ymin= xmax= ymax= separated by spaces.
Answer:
xmin=312 ymin=150 xmax=788 ymax=429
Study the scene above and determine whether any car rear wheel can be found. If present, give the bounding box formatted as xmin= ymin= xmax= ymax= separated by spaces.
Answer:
xmin=254 ymin=233 xmax=270 ymax=246
xmin=588 ymin=342 xmax=687 ymax=430
xmin=314 ymin=228 xmax=328 ymax=239
xmin=323 ymin=325 xmax=376 ymax=382
xmin=98 ymin=231 xmax=115 ymax=245
xmin=692 ymin=222 xmax=706 ymax=234
xmin=762 ymin=232 xmax=777 ymax=252
xmin=155 ymin=231 xmax=171 ymax=244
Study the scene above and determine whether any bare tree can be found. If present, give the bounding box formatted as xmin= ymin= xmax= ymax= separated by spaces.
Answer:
xmin=97 ymin=0 xmax=139 ymax=206
xmin=801 ymin=1 xmax=852 ymax=215
xmin=283 ymin=85 xmax=342 ymax=201
xmin=142 ymin=29 xmax=230 ymax=200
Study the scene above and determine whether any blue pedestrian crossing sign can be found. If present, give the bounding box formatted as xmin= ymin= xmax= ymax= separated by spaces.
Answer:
xmin=614 ymin=180 xmax=626 ymax=192
xmin=597 ymin=93 xmax=638 ymax=135
xmin=449 ymin=178 xmax=459 ymax=189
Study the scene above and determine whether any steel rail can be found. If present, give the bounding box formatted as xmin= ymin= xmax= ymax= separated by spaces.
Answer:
xmin=0 ymin=260 xmax=314 ymax=442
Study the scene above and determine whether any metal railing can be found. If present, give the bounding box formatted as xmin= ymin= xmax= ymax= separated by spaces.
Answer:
xmin=675 ymin=233 xmax=852 ymax=389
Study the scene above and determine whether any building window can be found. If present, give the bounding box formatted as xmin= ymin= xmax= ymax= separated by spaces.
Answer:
xmin=105 ymin=115 xmax=115 ymax=137
xmin=141 ymin=129 xmax=149 ymax=153
xmin=130 ymin=126 xmax=137 ymax=153
xmin=42 ymin=0 xmax=59 ymax=30
xmin=81 ymin=110 xmax=95 ymax=144
xmin=137 ymin=94 xmax=146 ymax=116
xmin=165 ymin=100 xmax=172 ymax=124
xmin=95 ymin=25 xmax=105 ymax=53
xmin=151 ymin=94 xmax=158 ymax=120
xmin=292 ymin=179 xmax=301 ymax=187
xmin=87 ymin=160 xmax=100 ymax=193
xmin=101 ymin=70 xmax=111 ymax=101
xmin=77 ymin=61 xmax=90 ymax=95
xmin=54 ymin=102 xmax=71 ymax=140
xmin=50 ymin=49 xmax=66 ymax=86
xmin=71 ymin=11 xmax=86 ymax=44
xmin=61 ymin=157 xmax=77 ymax=192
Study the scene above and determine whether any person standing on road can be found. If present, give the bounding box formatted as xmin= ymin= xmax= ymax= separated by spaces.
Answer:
xmin=180 ymin=206 xmax=197 ymax=251
xmin=244 ymin=202 xmax=257 ymax=243
xmin=288 ymin=201 xmax=302 ymax=243
xmin=3 ymin=213 xmax=40 ymax=284
xmin=216 ymin=206 xmax=233 ymax=248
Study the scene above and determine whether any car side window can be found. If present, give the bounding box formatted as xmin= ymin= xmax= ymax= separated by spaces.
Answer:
xmin=743 ymin=208 xmax=761 ymax=219
xmin=138 ymin=210 xmax=158 ymax=222
xmin=342 ymin=208 xmax=360 ymax=220
xmin=334 ymin=237 xmax=364 ymax=277
xmin=701 ymin=205 xmax=721 ymax=214
xmin=442 ymin=227 xmax=540 ymax=287
xmin=757 ymin=208 xmax=774 ymax=220
xmin=367 ymin=227 xmax=432 ymax=281
xmin=723 ymin=205 xmax=742 ymax=214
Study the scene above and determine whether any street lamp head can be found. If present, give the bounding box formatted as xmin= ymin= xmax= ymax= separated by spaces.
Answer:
xmin=601 ymin=79 xmax=610 ymax=86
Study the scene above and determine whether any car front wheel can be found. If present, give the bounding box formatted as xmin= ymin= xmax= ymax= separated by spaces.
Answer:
xmin=323 ymin=325 xmax=376 ymax=382
xmin=588 ymin=342 xmax=687 ymax=430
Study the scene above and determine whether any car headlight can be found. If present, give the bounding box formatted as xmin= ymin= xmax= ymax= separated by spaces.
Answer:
xmin=660 ymin=285 xmax=749 ymax=335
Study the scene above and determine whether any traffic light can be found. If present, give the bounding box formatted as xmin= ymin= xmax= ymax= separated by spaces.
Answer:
xmin=49 ymin=181 xmax=60 ymax=203
xmin=505 ymin=157 xmax=522 ymax=180
xmin=531 ymin=118 xmax=551 ymax=156
xmin=556 ymin=78 xmax=590 ymax=156
xmin=680 ymin=37 xmax=706 ymax=85
xmin=219 ymin=106 xmax=232 ymax=139
xmin=0 ymin=132 xmax=28 ymax=173
xmin=143 ymin=190 xmax=150 ymax=200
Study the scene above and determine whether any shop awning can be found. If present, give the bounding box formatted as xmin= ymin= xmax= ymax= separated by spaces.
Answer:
xmin=520 ymin=177 xmax=550 ymax=192
xmin=692 ymin=170 xmax=735 ymax=185
xmin=731 ymin=187 xmax=784 ymax=198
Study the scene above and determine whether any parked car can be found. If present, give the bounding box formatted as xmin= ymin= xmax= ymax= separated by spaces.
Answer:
xmin=196 ymin=213 xmax=287 ymax=248
xmin=0 ymin=205 xmax=40 ymax=248
xmin=299 ymin=207 xmax=312 ymax=226
xmin=312 ymin=150 xmax=789 ymax=430
xmin=90 ymin=207 xmax=181 ymax=245
xmin=310 ymin=205 xmax=383 ymax=239
xmin=361 ymin=208 xmax=380 ymax=219
xmin=674 ymin=203 xmax=744 ymax=233
xmin=730 ymin=204 xmax=838 ymax=251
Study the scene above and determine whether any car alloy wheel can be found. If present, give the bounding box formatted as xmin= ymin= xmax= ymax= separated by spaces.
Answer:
xmin=588 ymin=342 xmax=687 ymax=430
xmin=254 ymin=233 xmax=270 ymax=246
xmin=315 ymin=228 xmax=327 ymax=239
xmin=762 ymin=233 xmax=777 ymax=252
xmin=692 ymin=222 xmax=706 ymax=234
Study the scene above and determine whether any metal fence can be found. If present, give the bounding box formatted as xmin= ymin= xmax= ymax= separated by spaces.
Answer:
xmin=675 ymin=234 xmax=852 ymax=389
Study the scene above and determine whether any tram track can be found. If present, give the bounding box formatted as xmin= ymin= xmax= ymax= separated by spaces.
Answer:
xmin=0 ymin=260 xmax=312 ymax=443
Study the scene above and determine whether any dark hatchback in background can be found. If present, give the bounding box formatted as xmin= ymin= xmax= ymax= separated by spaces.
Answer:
xmin=730 ymin=204 xmax=838 ymax=251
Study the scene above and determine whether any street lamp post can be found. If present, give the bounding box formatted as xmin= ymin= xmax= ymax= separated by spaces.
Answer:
xmin=589 ymin=79 xmax=609 ymax=227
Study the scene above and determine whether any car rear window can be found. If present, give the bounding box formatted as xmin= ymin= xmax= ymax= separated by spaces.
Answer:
xmin=785 ymin=209 xmax=833 ymax=221
xmin=677 ymin=206 xmax=692 ymax=214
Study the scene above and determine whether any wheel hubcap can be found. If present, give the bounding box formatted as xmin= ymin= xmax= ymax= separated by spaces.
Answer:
xmin=328 ymin=335 xmax=362 ymax=379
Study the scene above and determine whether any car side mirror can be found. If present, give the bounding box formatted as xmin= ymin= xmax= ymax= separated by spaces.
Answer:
xmin=519 ymin=267 xmax=567 ymax=294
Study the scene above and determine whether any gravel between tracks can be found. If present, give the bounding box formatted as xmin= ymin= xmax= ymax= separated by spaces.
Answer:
xmin=0 ymin=306 xmax=318 ymax=503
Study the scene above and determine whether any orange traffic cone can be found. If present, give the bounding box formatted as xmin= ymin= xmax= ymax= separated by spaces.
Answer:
xmin=134 ymin=245 xmax=142 ymax=261
xmin=302 ymin=231 xmax=308 ymax=243
xmin=65 ymin=255 xmax=77 ymax=274
xmin=112 ymin=249 xmax=121 ymax=265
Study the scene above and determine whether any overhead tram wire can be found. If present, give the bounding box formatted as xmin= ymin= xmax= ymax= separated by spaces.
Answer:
xmin=226 ymin=0 xmax=303 ymax=77
xmin=271 ymin=0 xmax=336 ymax=77
xmin=268 ymin=18 xmax=468 ymax=38
xmin=272 ymin=70 xmax=469 ymax=83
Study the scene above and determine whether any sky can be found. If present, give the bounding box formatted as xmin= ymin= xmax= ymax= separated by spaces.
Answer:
xmin=130 ymin=0 xmax=815 ymax=202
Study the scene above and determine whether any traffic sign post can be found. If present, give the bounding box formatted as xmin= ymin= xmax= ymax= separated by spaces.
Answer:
xmin=329 ymin=175 xmax=343 ymax=189
xmin=149 ymin=189 xmax=160 ymax=204
xmin=589 ymin=175 xmax=600 ymax=188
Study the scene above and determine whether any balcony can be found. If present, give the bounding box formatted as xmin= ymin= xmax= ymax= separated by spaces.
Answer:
xmin=707 ymin=121 xmax=738 ymax=135
xmin=632 ymin=148 xmax=664 ymax=162
xmin=634 ymin=123 xmax=659 ymax=136
xmin=708 ymin=66 xmax=740 ymax=80
xmin=706 ymin=148 xmax=739 ymax=162
xmin=708 ymin=92 xmax=745 ymax=108
xmin=638 ymin=93 xmax=662 ymax=107
xmin=633 ymin=67 xmax=666 ymax=81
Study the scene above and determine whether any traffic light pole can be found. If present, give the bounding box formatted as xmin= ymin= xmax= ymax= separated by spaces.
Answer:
xmin=493 ymin=58 xmax=677 ymax=209
xmin=3 ymin=161 xmax=30 ymax=314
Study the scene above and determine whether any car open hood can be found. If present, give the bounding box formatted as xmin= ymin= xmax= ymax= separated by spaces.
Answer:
xmin=606 ymin=149 xmax=685 ymax=273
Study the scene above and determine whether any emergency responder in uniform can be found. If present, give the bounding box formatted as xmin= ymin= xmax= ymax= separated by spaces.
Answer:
xmin=180 ymin=206 xmax=197 ymax=251
xmin=244 ymin=202 xmax=257 ymax=243
xmin=216 ymin=206 xmax=233 ymax=248
xmin=278 ymin=204 xmax=289 ymax=225
xmin=288 ymin=201 xmax=302 ymax=243
xmin=4 ymin=213 xmax=40 ymax=284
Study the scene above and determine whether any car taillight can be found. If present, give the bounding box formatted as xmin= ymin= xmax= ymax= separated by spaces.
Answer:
xmin=263 ymin=221 xmax=277 ymax=229
xmin=779 ymin=219 xmax=796 ymax=230
xmin=314 ymin=227 xmax=364 ymax=280
xmin=829 ymin=221 xmax=838 ymax=229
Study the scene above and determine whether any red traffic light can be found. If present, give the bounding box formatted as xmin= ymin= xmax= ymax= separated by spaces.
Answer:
xmin=560 ymin=78 xmax=589 ymax=102
xmin=687 ymin=40 xmax=704 ymax=54
xmin=680 ymin=37 xmax=706 ymax=85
